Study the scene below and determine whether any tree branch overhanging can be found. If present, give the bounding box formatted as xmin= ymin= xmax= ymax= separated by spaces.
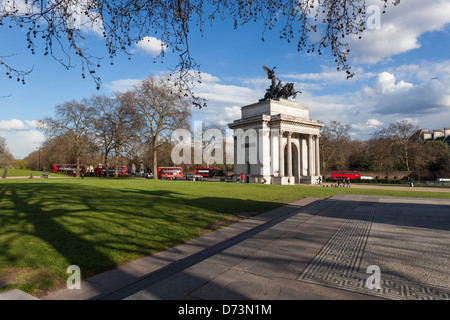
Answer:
xmin=1 ymin=0 xmax=401 ymax=105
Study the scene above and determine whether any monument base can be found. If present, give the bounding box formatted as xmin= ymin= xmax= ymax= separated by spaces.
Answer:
xmin=270 ymin=176 xmax=322 ymax=185
xmin=270 ymin=176 xmax=296 ymax=185
xmin=300 ymin=176 xmax=321 ymax=185
xmin=232 ymin=175 xmax=273 ymax=184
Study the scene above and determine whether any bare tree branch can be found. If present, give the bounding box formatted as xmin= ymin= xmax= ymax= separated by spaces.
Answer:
xmin=1 ymin=0 xmax=401 ymax=105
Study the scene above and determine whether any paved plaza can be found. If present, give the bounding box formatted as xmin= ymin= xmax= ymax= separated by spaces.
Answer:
xmin=1 ymin=193 xmax=449 ymax=300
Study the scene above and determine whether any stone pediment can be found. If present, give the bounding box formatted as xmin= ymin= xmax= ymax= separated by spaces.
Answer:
xmin=240 ymin=99 xmax=309 ymax=120
xmin=229 ymin=99 xmax=324 ymax=132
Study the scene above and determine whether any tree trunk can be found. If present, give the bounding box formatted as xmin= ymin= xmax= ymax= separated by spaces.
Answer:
xmin=114 ymin=145 xmax=120 ymax=179
xmin=75 ymin=138 xmax=81 ymax=178
xmin=153 ymin=144 xmax=158 ymax=180
xmin=76 ymin=156 xmax=80 ymax=178
xmin=104 ymin=152 xmax=109 ymax=178
xmin=405 ymin=149 xmax=410 ymax=171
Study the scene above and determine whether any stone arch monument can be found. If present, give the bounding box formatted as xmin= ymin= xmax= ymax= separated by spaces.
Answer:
xmin=228 ymin=66 xmax=324 ymax=185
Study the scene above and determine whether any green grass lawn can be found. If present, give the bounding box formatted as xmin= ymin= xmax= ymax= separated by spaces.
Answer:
xmin=0 ymin=168 xmax=68 ymax=177
xmin=1 ymin=177 xmax=449 ymax=297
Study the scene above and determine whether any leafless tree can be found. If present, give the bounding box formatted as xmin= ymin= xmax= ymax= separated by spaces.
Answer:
xmin=320 ymin=120 xmax=351 ymax=172
xmin=92 ymin=93 xmax=142 ymax=178
xmin=89 ymin=95 xmax=116 ymax=176
xmin=0 ymin=136 xmax=15 ymax=168
xmin=39 ymin=100 xmax=94 ymax=177
xmin=366 ymin=136 xmax=393 ymax=171
xmin=372 ymin=120 xmax=421 ymax=172
xmin=131 ymin=76 xmax=191 ymax=178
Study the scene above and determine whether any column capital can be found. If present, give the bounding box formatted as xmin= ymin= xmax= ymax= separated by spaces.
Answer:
xmin=261 ymin=128 xmax=271 ymax=136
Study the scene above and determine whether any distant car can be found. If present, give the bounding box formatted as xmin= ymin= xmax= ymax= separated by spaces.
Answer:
xmin=145 ymin=173 xmax=154 ymax=179
xmin=185 ymin=174 xmax=203 ymax=181
xmin=360 ymin=176 xmax=374 ymax=180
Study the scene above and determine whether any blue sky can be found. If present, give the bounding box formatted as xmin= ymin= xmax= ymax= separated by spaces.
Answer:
xmin=1 ymin=0 xmax=450 ymax=159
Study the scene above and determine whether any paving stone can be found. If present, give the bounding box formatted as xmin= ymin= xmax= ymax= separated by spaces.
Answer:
xmin=0 ymin=289 xmax=39 ymax=300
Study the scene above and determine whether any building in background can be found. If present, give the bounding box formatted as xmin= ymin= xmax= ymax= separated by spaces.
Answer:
xmin=419 ymin=128 xmax=450 ymax=146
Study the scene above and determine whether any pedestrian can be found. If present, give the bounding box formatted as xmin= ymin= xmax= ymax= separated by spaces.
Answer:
xmin=410 ymin=177 xmax=414 ymax=187
xmin=345 ymin=176 xmax=350 ymax=188
xmin=240 ymin=173 xmax=245 ymax=183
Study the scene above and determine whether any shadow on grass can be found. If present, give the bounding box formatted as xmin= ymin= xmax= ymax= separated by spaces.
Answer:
xmin=0 ymin=180 xmax=283 ymax=295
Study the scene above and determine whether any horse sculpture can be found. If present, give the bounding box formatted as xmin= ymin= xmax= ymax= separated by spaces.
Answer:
xmin=260 ymin=65 xmax=301 ymax=101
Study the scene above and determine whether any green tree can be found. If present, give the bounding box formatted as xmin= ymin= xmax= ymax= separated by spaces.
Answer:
xmin=419 ymin=140 xmax=450 ymax=178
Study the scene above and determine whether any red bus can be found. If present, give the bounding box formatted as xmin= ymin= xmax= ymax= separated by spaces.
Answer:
xmin=195 ymin=167 xmax=225 ymax=177
xmin=53 ymin=164 xmax=86 ymax=176
xmin=95 ymin=165 xmax=129 ymax=177
xmin=158 ymin=167 xmax=183 ymax=180
xmin=331 ymin=171 xmax=361 ymax=181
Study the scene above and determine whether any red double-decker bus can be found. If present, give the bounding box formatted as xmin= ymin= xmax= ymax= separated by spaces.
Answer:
xmin=53 ymin=164 xmax=86 ymax=176
xmin=158 ymin=167 xmax=183 ymax=180
xmin=331 ymin=171 xmax=361 ymax=181
xmin=195 ymin=167 xmax=217 ymax=177
xmin=195 ymin=167 xmax=225 ymax=178
xmin=95 ymin=165 xmax=129 ymax=177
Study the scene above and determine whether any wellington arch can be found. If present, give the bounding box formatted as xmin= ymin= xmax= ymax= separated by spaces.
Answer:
xmin=228 ymin=66 xmax=324 ymax=185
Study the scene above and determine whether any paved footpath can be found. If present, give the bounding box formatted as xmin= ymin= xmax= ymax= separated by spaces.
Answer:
xmin=2 ymin=194 xmax=449 ymax=300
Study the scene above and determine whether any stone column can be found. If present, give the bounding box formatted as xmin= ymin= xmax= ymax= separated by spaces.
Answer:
xmin=261 ymin=127 xmax=271 ymax=176
xmin=315 ymin=135 xmax=320 ymax=176
xmin=308 ymin=134 xmax=314 ymax=176
xmin=233 ymin=135 xmax=237 ymax=169
xmin=287 ymin=132 xmax=293 ymax=177
xmin=299 ymin=135 xmax=305 ymax=176
xmin=279 ymin=130 xmax=284 ymax=177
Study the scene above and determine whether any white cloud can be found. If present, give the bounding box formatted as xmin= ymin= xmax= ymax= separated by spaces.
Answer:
xmin=0 ymin=119 xmax=47 ymax=159
xmin=24 ymin=120 xmax=41 ymax=128
xmin=5 ymin=130 xmax=47 ymax=159
xmin=132 ymin=36 xmax=167 ymax=57
xmin=361 ymin=67 xmax=450 ymax=115
xmin=1 ymin=0 xmax=36 ymax=14
xmin=190 ymin=72 xmax=261 ymax=125
xmin=64 ymin=0 xmax=105 ymax=37
xmin=352 ymin=118 xmax=384 ymax=131
xmin=349 ymin=0 xmax=450 ymax=64
xmin=0 ymin=119 xmax=27 ymax=131
xmin=396 ymin=117 xmax=419 ymax=125
xmin=195 ymin=82 xmax=257 ymax=105
xmin=372 ymin=72 xmax=413 ymax=94
xmin=104 ymin=78 xmax=143 ymax=93
xmin=283 ymin=66 xmax=375 ymax=84
xmin=224 ymin=106 xmax=241 ymax=120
